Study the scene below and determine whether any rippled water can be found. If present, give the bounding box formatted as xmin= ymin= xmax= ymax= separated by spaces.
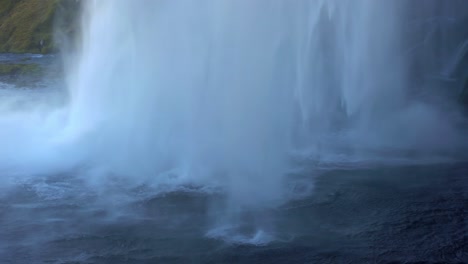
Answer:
xmin=1 ymin=32 xmax=467 ymax=264
xmin=0 ymin=162 xmax=466 ymax=264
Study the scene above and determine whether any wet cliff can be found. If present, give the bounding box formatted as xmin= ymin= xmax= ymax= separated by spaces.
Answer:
xmin=0 ymin=0 xmax=79 ymax=54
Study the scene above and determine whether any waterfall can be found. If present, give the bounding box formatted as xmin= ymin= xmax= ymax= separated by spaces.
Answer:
xmin=59 ymin=0 xmax=464 ymax=209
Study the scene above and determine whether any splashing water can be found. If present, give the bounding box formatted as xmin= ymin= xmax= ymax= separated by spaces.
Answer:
xmin=0 ymin=0 xmax=466 ymax=243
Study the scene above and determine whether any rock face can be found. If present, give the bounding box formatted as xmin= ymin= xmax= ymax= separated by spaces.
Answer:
xmin=0 ymin=0 xmax=79 ymax=54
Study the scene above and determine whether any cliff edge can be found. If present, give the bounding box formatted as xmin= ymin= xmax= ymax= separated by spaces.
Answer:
xmin=0 ymin=0 xmax=79 ymax=54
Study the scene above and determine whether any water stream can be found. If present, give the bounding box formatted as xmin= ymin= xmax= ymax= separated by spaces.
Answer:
xmin=0 ymin=1 xmax=467 ymax=263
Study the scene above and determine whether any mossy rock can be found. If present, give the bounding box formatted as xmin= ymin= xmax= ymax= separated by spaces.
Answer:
xmin=0 ymin=0 xmax=15 ymax=17
xmin=0 ymin=0 xmax=80 ymax=54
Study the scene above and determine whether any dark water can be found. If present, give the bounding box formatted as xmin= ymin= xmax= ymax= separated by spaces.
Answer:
xmin=0 ymin=49 xmax=467 ymax=263
xmin=0 ymin=163 xmax=466 ymax=264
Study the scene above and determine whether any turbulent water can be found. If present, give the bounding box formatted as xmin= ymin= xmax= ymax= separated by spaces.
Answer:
xmin=1 ymin=1 xmax=467 ymax=263
xmin=64 ymin=0 xmax=466 ymax=204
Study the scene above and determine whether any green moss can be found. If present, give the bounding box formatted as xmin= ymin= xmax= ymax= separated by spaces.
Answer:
xmin=0 ymin=0 xmax=14 ymax=17
xmin=0 ymin=0 xmax=79 ymax=54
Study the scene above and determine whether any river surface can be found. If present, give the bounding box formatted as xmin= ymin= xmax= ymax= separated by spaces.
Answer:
xmin=1 ymin=52 xmax=467 ymax=264
xmin=0 ymin=162 xmax=467 ymax=263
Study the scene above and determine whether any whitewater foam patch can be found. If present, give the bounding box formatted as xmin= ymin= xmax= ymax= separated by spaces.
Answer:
xmin=206 ymin=225 xmax=276 ymax=246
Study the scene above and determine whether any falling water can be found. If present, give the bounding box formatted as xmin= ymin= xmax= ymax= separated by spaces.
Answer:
xmin=1 ymin=0 xmax=467 ymax=248
xmin=62 ymin=0 xmax=462 ymax=205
